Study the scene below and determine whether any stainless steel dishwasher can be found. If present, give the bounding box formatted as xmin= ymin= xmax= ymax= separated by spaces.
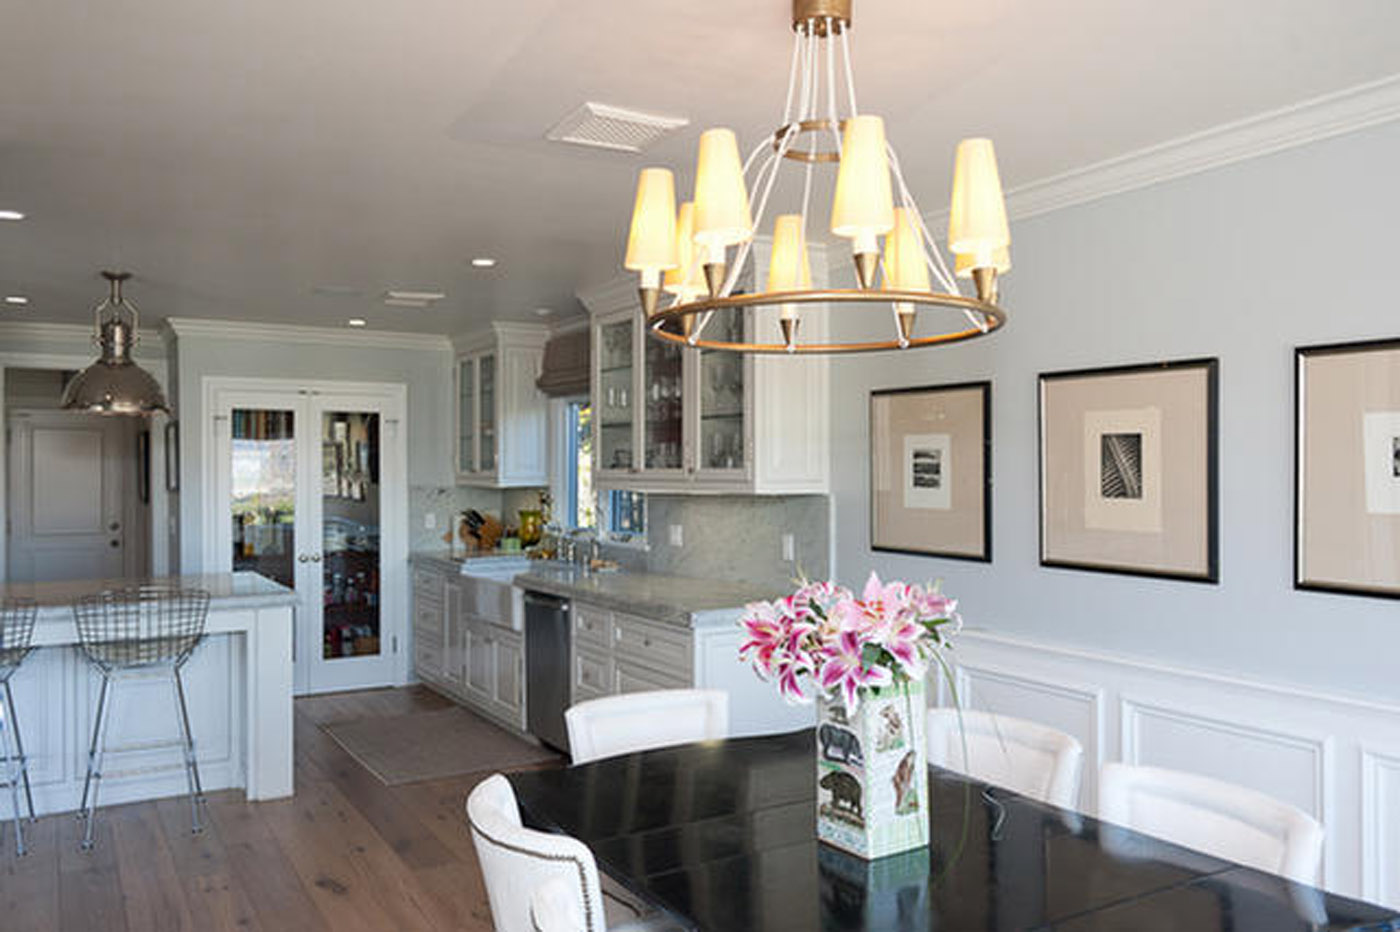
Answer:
xmin=524 ymin=591 xmax=571 ymax=753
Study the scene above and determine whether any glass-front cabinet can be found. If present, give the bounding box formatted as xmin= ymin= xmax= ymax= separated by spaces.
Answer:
xmin=455 ymin=323 xmax=549 ymax=488
xmin=587 ymin=277 xmax=829 ymax=494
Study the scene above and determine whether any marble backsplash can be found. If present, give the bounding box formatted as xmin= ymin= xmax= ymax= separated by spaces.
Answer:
xmin=409 ymin=485 xmax=549 ymax=552
xmin=640 ymin=494 xmax=830 ymax=591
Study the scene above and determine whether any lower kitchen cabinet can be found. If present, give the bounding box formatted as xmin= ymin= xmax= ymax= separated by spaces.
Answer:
xmin=412 ymin=560 xmax=527 ymax=733
xmin=567 ymin=598 xmax=814 ymax=738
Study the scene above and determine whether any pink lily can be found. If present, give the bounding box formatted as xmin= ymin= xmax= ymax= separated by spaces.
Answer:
xmin=818 ymin=628 xmax=892 ymax=714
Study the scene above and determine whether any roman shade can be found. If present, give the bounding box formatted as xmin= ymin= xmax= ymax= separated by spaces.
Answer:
xmin=535 ymin=327 xmax=590 ymax=398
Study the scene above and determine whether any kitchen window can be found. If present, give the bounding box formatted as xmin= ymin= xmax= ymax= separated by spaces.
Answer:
xmin=562 ymin=398 xmax=645 ymax=540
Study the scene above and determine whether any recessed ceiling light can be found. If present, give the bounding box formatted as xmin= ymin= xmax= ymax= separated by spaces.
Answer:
xmin=0 ymin=210 xmax=25 ymax=221
xmin=4 ymin=296 xmax=29 ymax=306
xmin=347 ymin=318 xmax=367 ymax=328
xmin=534 ymin=307 xmax=554 ymax=317
xmin=471 ymin=257 xmax=496 ymax=268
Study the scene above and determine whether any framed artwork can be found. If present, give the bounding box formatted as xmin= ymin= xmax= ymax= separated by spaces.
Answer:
xmin=870 ymin=381 xmax=991 ymax=562
xmin=164 ymin=420 xmax=180 ymax=492
xmin=136 ymin=430 xmax=151 ymax=504
xmin=1295 ymin=338 xmax=1400 ymax=599
xmin=1039 ymin=358 xmax=1218 ymax=582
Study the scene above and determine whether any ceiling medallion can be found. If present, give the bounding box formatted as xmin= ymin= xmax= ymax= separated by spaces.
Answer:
xmin=623 ymin=0 xmax=1011 ymax=354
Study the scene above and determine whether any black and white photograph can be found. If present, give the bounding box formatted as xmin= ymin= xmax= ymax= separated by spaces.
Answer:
xmin=1100 ymin=432 xmax=1143 ymax=499
xmin=912 ymin=447 xmax=943 ymax=490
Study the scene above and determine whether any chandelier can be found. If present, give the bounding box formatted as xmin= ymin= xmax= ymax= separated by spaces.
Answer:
xmin=61 ymin=271 xmax=169 ymax=415
xmin=623 ymin=0 xmax=1011 ymax=354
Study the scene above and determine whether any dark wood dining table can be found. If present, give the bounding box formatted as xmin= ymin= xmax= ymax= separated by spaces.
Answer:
xmin=508 ymin=729 xmax=1400 ymax=931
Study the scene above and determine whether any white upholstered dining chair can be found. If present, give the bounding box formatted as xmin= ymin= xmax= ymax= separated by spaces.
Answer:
xmin=926 ymin=708 xmax=1085 ymax=809
xmin=1098 ymin=762 xmax=1325 ymax=884
xmin=466 ymin=774 xmax=681 ymax=932
xmin=565 ymin=689 xmax=729 ymax=765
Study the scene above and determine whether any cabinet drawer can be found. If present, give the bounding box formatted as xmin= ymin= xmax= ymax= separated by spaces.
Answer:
xmin=612 ymin=614 xmax=691 ymax=677
xmin=614 ymin=658 xmax=688 ymax=694
xmin=573 ymin=604 xmax=612 ymax=649
xmin=573 ymin=647 xmax=613 ymax=700
xmin=414 ymin=572 xmax=443 ymax=604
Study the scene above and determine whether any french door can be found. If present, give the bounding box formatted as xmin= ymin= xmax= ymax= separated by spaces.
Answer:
xmin=208 ymin=379 xmax=407 ymax=694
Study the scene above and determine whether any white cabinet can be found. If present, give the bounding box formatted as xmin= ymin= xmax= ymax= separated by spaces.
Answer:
xmin=455 ymin=322 xmax=549 ymax=488
xmin=411 ymin=560 xmax=527 ymax=732
xmin=581 ymin=273 xmax=828 ymax=495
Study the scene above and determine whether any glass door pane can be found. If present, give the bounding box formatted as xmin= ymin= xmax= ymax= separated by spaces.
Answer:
xmin=644 ymin=333 xmax=684 ymax=471
xmin=479 ymin=354 xmax=496 ymax=473
xmin=700 ymin=311 xmax=746 ymax=472
xmin=230 ymin=409 xmax=296 ymax=589
xmin=321 ymin=411 xmax=381 ymax=661
xmin=458 ymin=357 xmax=475 ymax=473
xmin=598 ymin=319 xmax=635 ymax=472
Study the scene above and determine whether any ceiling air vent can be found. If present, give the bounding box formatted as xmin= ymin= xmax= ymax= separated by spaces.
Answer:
xmin=546 ymin=103 xmax=689 ymax=153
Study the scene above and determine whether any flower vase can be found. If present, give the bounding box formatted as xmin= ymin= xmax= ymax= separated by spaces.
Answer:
xmin=816 ymin=678 xmax=929 ymax=859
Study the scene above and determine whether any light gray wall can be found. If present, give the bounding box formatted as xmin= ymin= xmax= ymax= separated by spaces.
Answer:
xmin=829 ymin=119 xmax=1400 ymax=705
xmin=174 ymin=333 xmax=453 ymax=572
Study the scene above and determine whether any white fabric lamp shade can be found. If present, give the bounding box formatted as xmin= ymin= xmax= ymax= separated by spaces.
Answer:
xmin=882 ymin=207 xmax=931 ymax=292
xmin=664 ymin=201 xmax=707 ymax=297
xmin=830 ymin=114 xmax=896 ymax=254
xmin=948 ymin=137 xmax=1010 ymax=266
xmin=693 ymin=128 xmax=754 ymax=256
xmin=955 ymin=244 xmax=1011 ymax=277
xmin=766 ymin=214 xmax=812 ymax=291
xmin=624 ymin=168 xmax=678 ymax=287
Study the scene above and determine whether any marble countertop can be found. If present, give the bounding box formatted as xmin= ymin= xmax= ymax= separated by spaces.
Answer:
xmin=410 ymin=551 xmax=532 ymax=576
xmin=513 ymin=564 xmax=783 ymax=628
xmin=2 ymin=572 xmax=296 ymax=613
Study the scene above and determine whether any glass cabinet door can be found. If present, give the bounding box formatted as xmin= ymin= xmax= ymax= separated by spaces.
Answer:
xmin=597 ymin=318 xmax=635 ymax=472
xmin=230 ymin=409 xmax=297 ymax=589
xmin=478 ymin=353 xmax=496 ymax=473
xmin=698 ymin=311 xmax=747 ymax=473
xmin=644 ymin=331 xmax=685 ymax=471
xmin=458 ymin=357 xmax=475 ymax=474
xmin=320 ymin=410 xmax=382 ymax=661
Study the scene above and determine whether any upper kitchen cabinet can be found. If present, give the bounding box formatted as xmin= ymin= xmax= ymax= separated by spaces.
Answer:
xmin=455 ymin=322 xmax=549 ymax=487
xmin=579 ymin=265 xmax=829 ymax=495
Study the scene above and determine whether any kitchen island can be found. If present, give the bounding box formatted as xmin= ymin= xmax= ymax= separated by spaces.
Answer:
xmin=0 ymin=572 xmax=295 ymax=818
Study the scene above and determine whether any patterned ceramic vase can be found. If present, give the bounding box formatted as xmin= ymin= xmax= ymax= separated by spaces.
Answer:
xmin=816 ymin=678 xmax=930 ymax=859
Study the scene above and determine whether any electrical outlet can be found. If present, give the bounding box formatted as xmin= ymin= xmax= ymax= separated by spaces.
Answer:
xmin=781 ymin=533 xmax=795 ymax=562
xmin=424 ymin=512 xmax=437 ymax=530
xmin=668 ymin=523 xmax=684 ymax=547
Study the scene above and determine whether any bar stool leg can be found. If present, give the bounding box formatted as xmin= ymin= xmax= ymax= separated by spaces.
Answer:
xmin=3 ymin=681 xmax=35 ymax=823
xmin=2 ymin=702 xmax=24 ymax=856
xmin=171 ymin=667 xmax=205 ymax=834
xmin=78 ymin=675 xmax=113 ymax=851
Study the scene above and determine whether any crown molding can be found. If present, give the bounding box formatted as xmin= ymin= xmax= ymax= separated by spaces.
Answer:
xmin=0 ymin=321 xmax=95 ymax=344
xmin=1003 ymin=74 xmax=1400 ymax=222
xmin=452 ymin=320 xmax=550 ymax=352
xmin=576 ymin=274 xmax=638 ymax=318
xmin=163 ymin=317 xmax=452 ymax=352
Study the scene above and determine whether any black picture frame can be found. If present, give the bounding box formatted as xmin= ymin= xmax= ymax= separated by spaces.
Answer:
xmin=136 ymin=429 xmax=151 ymax=504
xmin=1038 ymin=358 xmax=1219 ymax=583
xmin=1294 ymin=337 xmax=1400 ymax=600
xmin=869 ymin=380 xmax=992 ymax=562
xmin=164 ymin=420 xmax=180 ymax=492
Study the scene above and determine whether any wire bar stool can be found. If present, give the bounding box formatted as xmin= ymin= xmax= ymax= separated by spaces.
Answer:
xmin=1 ymin=598 xmax=38 ymax=856
xmin=72 ymin=586 xmax=210 ymax=851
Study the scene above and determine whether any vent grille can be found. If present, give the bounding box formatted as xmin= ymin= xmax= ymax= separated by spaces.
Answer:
xmin=546 ymin=103 xmax=689 ymax=153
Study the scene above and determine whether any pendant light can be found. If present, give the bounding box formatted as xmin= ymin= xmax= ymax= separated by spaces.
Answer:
xmin=61 ymin=271 xmax=169 ymax=416
xmin=622 ymin=0 xmax=1013 ymax=354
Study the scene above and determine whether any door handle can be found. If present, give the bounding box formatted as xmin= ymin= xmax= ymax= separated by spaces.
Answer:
xmin=310 ymin=554 xmax=322 ymax=563
xmin=298 ymin=554 xmax=309 ymax=563
xmin=108 ymin=521 xmax=120 ymax=532
xmin=109 ymin=540 xmax=120 ymax=549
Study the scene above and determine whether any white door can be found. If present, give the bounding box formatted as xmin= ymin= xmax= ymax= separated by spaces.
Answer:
xmin=209 ymin=380 xmax=407 ymax=694
xmin=6 ymin=411 xmax=136 ymax=582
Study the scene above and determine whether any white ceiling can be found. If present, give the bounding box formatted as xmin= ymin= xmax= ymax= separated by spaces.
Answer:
xmin=1 ymin=0 xmax=1397 ymax=334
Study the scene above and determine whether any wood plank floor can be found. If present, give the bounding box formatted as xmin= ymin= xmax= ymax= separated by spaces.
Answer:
xmin=0 ymin=686 xmax=559 ymax=931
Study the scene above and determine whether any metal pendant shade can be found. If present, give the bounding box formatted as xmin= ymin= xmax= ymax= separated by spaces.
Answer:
xmin=61 ymin=271 xmax=169 ymax=416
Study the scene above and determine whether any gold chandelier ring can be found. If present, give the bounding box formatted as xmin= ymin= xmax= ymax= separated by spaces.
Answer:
xmin=648 ymin=289 xmax=1007 ymax=354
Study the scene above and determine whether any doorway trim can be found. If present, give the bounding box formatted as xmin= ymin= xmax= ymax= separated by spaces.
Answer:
xmin=201 ymin=376 xmax=410 ymax=692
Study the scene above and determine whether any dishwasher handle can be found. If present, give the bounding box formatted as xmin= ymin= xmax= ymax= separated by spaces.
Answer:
xmin=524 ymin=591 xmax=570 ymax=614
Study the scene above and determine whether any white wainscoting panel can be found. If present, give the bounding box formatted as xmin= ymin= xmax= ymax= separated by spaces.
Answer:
xmin=934 ymin=628 xmax=1400 ymax=906
xmin=1362 ymin=749 xmax=1400 ymax=906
